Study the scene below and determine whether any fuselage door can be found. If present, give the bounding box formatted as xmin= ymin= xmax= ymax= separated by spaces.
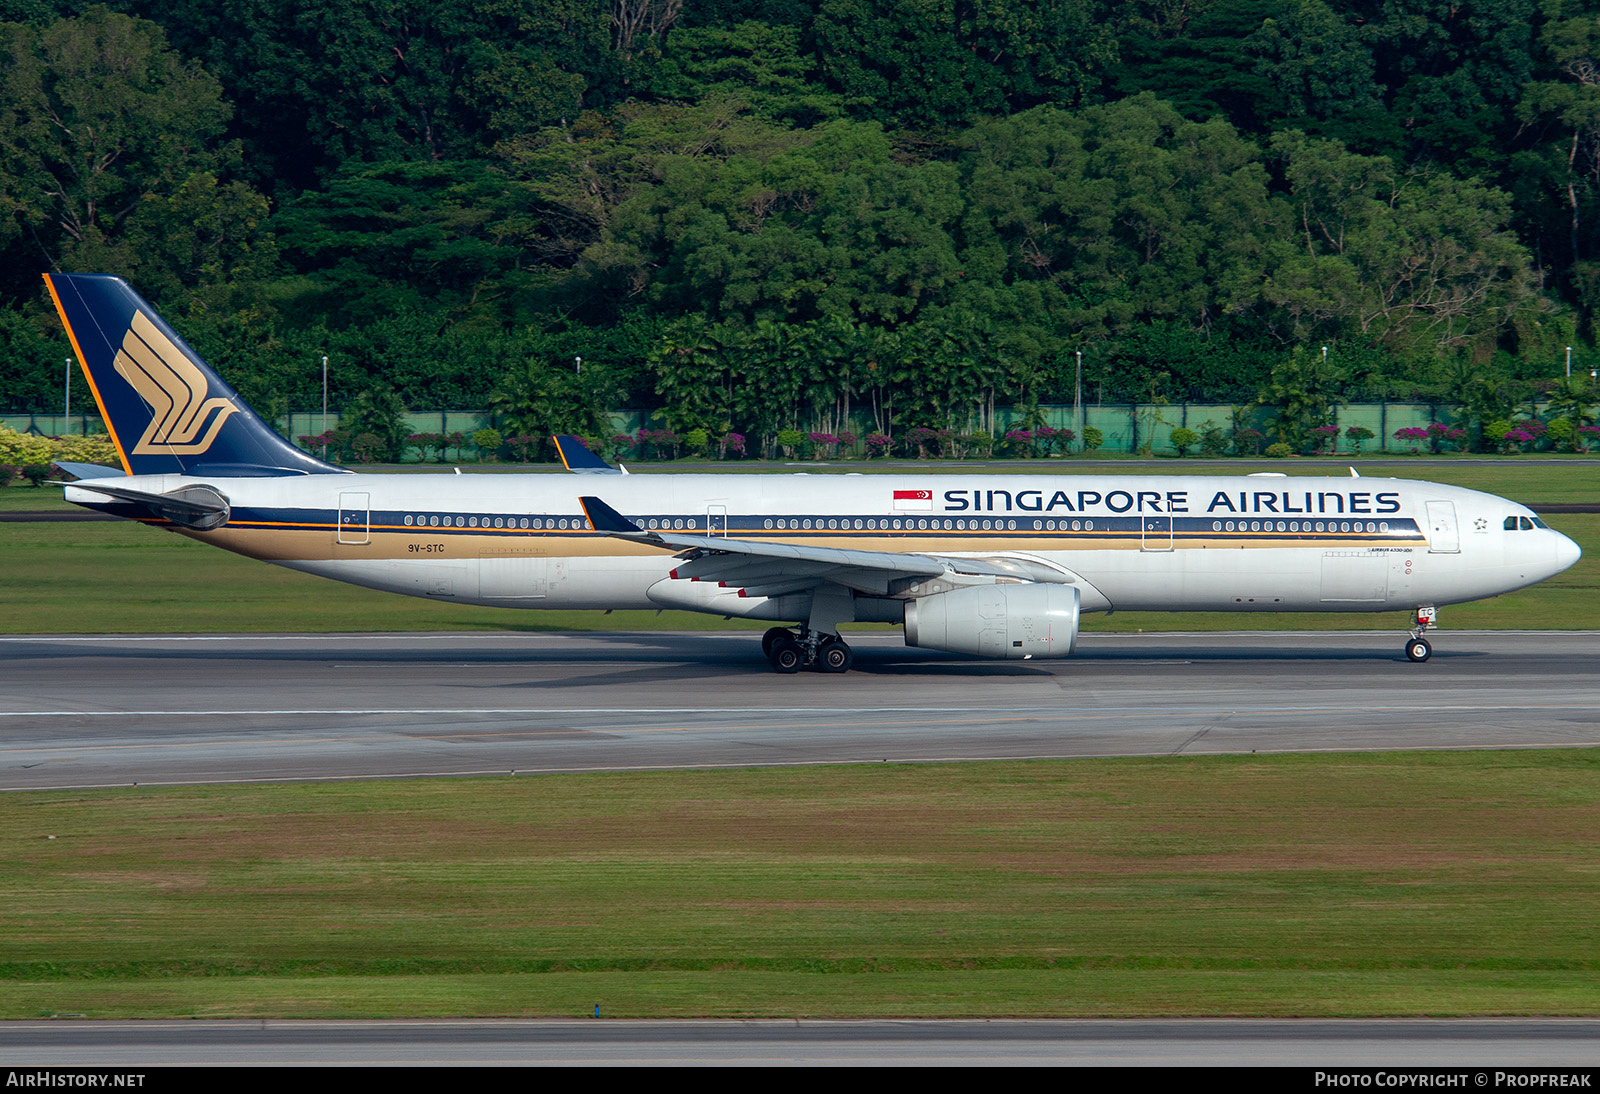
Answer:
xmin=1141 ymin=514 xmax=1173 ymax=552
xmin=337 ymin=491 xmax=370 ymax=545
xmin=1425 ymin=501 xmax=1460 ymax=554
xmin=708 ymin=504 xmax=728 ymax=536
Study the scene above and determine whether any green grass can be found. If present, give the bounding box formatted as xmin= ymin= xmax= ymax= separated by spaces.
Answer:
xmin=4 ymin=751 xmax=1599 ymax=1018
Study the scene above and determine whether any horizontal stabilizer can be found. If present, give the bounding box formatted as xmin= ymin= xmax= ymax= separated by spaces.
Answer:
xmin=51 ymin=461 xmax=126 ymax=481
xmin=58 ymin=480 xmax=230 ymax=530
xmin=554 ymin=435 xmax=621 ymax=474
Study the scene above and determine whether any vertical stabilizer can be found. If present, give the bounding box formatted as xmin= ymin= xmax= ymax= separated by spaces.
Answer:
xmin=44 ymin=274 xmax=346 ymax=477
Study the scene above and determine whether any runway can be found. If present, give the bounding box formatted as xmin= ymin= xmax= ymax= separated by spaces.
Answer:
xmin=2 ymin=630 xmax=1597 ymax=790
xmin=3 ymin=1018 xmax=1599 ymax=1066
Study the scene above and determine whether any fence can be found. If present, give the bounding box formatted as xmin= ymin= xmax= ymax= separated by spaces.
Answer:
xmin=2 ymin=403 xmax=1467 ymax=457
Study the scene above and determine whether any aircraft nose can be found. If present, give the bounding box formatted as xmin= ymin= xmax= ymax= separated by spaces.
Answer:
xmin=1554 ymin=530 xmax=1582 ymax=574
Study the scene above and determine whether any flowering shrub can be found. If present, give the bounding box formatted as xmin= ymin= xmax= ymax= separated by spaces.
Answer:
xmin=719 ymin=431 xmax=745 ymax=458
xmin=1344 ymin=426 xmax=1375 ymax=454
xmin=1033 ymin=425 xmax=1074 ymax=456
xmin=1002 ymin=428 xmax=1036 ymax=457
xmin=635 ymin=428 xmax=680 ymax=459
xmin=905 ymin=426 xmax=955 ymax=458
xmin=1427 ymin=422 xmax=1467 ymax=452
xmin=1309 ymin=424 xmax=1339 ymax=455
xmin=808 ymin=431 xmax=838 ymax=459
xmin=863 ymin=432 xmax=892 ymax=458
xmin=406 ymin=431 xmax=442 ymax=462
xmin=1500 ymin=427 xmax=1536 ymax=453
xmin=1394 ymin=426 xmax=1429 ymax=453
xmin=506 ymin=433 xmax=541 ymax=462
xmin=1577 ymin=425 xmax=1600 ymax=452
xmin=1233 ymin=427 xmax=1263 ymax=455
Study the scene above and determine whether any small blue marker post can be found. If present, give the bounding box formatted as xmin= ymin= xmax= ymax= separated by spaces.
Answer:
xmin=594 ymin=1003 xmax=600 ymax=1018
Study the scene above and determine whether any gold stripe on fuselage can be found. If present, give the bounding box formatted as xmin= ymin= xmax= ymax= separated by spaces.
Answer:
xmin=178 ymin=524 xmax=1424 ymax=563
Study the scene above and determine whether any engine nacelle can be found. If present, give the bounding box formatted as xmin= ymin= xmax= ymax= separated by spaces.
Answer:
xmin=903 ymin=583 xmax=1079 ymax=659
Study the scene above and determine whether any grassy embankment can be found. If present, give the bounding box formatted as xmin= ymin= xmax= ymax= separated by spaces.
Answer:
xmin=1 ymin=461 xmax=1594 ymax=633
xmin=3 ymin=751 xmax=1598 ymax=1019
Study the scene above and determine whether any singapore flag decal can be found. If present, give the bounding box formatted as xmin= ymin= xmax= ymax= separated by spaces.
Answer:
xmin=892 ymin=488 xmax=934 ymax=511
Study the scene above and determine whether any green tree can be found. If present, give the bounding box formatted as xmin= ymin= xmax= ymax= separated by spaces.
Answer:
xmin=341 ymin=385 xmax=410 ymax=463
xmin=1263 ymin=131 xmax=1540 ymax=353
xmin=0 ymin=8 xmax=261 ymax=303
xmin=814 ymin=0 xmax=1113 ymax=128
xmin=1254 ymin=346 xmax=1344 ymax=450
xmin=129 ymin=0 xmax=609 ymax=186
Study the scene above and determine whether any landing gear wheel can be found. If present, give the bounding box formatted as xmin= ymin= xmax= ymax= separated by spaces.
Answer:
xmin=762 ymin=627 xmax=794 ymax=658
xmin=769 ymin=636 xmax=803 ymax=674
xmin=816 ymin=637 xmax=853 ymax=674
xmin=1405 ymin=638 xmax=1432 ymax=663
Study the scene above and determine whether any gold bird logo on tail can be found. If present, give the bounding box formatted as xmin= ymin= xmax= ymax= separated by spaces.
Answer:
xmin=114 ymin=311 xmax=239 ymax=455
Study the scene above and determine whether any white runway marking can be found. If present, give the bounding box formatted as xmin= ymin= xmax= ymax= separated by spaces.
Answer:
xmin=3 ymin=700 xmax=1598 ymax=718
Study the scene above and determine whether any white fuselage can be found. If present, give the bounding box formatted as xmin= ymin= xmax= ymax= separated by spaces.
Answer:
xmin=67 ymin=470 xmax=1581 ymax=620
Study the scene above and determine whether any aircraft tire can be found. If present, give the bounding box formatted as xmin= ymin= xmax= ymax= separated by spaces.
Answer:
xmin=761 ymin=627 xmax=793 ymax=658
xmin=817 ymin=637 xmax=853 ymax=674
xmin=769 ymin=637 xmax=803 ymax=674
xmin=1405 ymin=638 xmax=1432 ymax=662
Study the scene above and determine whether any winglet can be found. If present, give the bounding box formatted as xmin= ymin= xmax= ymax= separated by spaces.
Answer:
xmin=579 ymin=495 xmax=645 ymax=535
xmin=554 ymin=434 xmax=620 ymax=474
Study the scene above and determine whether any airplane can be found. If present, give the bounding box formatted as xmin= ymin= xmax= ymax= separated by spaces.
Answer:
xmin=43 ymin=273 xmax=1583 ymax=673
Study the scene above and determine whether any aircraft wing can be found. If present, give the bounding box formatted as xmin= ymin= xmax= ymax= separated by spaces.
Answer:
xmin=579 ymin=495 xmax=1071 ymax=598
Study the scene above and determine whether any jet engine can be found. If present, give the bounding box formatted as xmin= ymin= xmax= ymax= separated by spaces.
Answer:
xmin=903 ymin=583 xmax=1079 ymax=659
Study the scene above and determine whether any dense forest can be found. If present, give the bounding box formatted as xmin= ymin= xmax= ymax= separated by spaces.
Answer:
xmin=3 ymin=0 xmax=1600 ymax=455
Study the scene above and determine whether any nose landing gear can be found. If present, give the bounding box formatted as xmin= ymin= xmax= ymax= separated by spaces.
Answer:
xmin=1405 ymin=607 xmax=1437 ymax=662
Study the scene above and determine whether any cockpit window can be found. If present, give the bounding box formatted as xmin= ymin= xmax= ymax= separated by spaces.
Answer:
xmin=1521 ymin=516 xmax=1536 ymax=530
xmin=1531 ymin=516 xmax=1549 ymax=529
xmin=1504 ymin=516 xmax=1519 ymax=530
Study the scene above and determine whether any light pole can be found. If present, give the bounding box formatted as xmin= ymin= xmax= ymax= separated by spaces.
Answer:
xmin=575 ymin=356 xmax=582 ymax=376
xmin=63 ymin=357 xmax=71 ymax=436
xmin=321 ymin=355 xmax=329 ymax=458
xmin=1568 ymin=346 xmax=1573 ymax=380
xmin=1074 ymin=349 xmax=1083 ymax=453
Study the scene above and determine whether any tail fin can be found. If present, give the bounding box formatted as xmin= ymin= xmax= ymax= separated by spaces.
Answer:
xmin=43 ymin=274 xmax=345 ymax=477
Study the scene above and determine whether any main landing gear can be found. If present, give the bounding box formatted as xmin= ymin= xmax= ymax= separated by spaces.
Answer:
xmin=1405 ymin=606 xmax=1438 ymax=662
xmin=762 ymin=627 xmax=853 ymax=674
